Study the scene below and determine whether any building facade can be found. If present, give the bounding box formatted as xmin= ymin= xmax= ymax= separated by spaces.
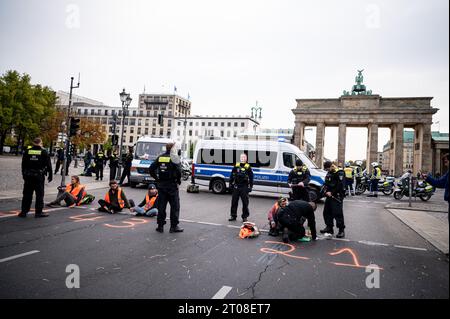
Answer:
xmin=57 ymin=91 xmax=191 ymax=151
xmin=172 ymin=115 xmax=260 ymax=156
xmin=382 ymin=130 xmax=448 ymax=175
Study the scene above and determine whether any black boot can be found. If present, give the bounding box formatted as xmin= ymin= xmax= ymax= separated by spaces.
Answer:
xmin=18 ymin=212 xmax=27 ymax=218
xmin=170 ymin=226 xmax=184 ymax=233
xmin=282 ymin=227 xmax=289 ymax=243
xmin=156 ymin=225 xmax=164 ymax=233
xmin=228 ymin=216 xmax=237 ymax=221
xmin=336 ymin=229 xmax=345 ymax=238
xmin=35 ymin=212 xmax=49 ymax=218
xmin=320 ymin=226 xmax=334 ymax=234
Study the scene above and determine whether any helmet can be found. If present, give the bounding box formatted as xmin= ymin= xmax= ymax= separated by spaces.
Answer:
xmin=344 ymin=162 xmax=350 ymax=167
xmin=239 ymin=222 xmax=260 ymax=239
xmin=371 ymin=162 xmax=378 ymax=167
xmin=355 ymin=160 xmax=363 ymax=166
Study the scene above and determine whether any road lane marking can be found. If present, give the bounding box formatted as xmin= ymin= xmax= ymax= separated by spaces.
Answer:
xmin=393 ymin=245 xmax=428 ymax=252
xmin=212 ymin=286 xmax=233 ymax=299
xmin=358 ymin=240 xmax=390 ymax=247
xmin=0 ymin=250 xmax=40 ymax=263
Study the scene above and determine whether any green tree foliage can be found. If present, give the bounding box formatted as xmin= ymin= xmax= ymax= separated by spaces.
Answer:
xmin=0 ymin=70 xmax=57 ymax=154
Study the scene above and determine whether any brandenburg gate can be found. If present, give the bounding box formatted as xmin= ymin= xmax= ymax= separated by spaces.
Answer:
xmin=292 ymin=70 xmax=438 ymax=176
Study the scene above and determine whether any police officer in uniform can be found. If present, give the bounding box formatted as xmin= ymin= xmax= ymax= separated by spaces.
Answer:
xmin=344 ymin=162 xmax=355 ymax=196
xmin=320 ymin=161 xmax=346 ymax=238
xmin=354 ymin=160 xmax=363 ymax=192
xmin=108 ymin=149 xmax=120 ymax=181
xmin=229 ymin=153 xmax=254 ymax=222
xmin=288 ymin=159 xmax=311 ymax=201
xmin=19 ymin=137 xmax=53 ymax=218
xmin=119 ymin=147 xmax=134 ymax=186
xmin=149 ymin=142 xmax=183 ymax=233
xmin=94 ymin=147 xmax=106 ymax=181
xmin=367 ymin=162 xmax=382 ymax=197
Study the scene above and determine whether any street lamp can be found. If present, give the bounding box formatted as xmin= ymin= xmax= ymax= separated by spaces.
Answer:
xmin=251 ymin=101 xmax=262 ymax=134
xmin=117 ymin=88 xmax=132 ymax=180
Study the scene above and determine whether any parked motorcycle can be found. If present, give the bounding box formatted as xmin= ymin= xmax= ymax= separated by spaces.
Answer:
xmin=355 ymin=176 xmax=394 ymax=196
xmin=181 ymin=159 xmax=192 ymax=181
xmin=393 ymin=178 xmax=434 ymax=201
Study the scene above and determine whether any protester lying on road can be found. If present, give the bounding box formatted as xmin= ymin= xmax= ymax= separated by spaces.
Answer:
xmin=277 ymin=200 xmax=317 ymax=243
xmin=130 ymin=183 xmax=159 ymax=217
xmin=98 ymin=180 xmax=133 ymax=214
xmin=47 ymin=175 xmax=86 ymax=208
xmin=267 ymin=197 xmax=288 ymax=236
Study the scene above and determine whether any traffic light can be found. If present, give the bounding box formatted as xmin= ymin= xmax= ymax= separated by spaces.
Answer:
xmin=69 ymin=144 xmax=76 ymax=156
xmin=111 ymin=134 xmax=119 ymax=146
xmin=158 ymin=114 xmax=164 ymax=126
xmin=69 ymin=117 xmax=81 ymax=137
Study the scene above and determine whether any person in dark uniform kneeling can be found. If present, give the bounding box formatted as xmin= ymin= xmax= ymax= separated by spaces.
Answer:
xmin=277 ymin=200 xmax=317 ymax=243
xmin=149 ymin=142 xmax=183 ymax=233
xmin=19 ymin=137 xmax=53 ymax=218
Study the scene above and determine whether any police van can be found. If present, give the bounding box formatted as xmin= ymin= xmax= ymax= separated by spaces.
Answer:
xmin=129 ymin=136 xmax=173 ymax=187
xmin=191 ymin=139 xmax=327 ymax=201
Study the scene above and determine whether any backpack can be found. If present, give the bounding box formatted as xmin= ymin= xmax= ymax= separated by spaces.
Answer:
xmin=79 ymin=194 xmax=95 ymax=205
xmin=239 ymin=222 xmax=260 ymax=239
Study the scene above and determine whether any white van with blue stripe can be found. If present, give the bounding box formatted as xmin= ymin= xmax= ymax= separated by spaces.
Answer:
xmin=129 ymin=136 xmax=173 ymax=187
xmin=192 ymin=139 xmax=326 ymax=201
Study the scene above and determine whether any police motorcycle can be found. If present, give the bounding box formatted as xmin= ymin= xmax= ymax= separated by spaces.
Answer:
xmin=355 ymin=173 xmax=394 ymax=196
xmin=393 ymin=175 xmax=434 ymax=201
xmin=181 ymin=158 xmax=192 ymax=181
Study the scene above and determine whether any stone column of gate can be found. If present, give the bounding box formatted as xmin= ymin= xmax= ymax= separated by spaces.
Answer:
xmin=315 ymin=122 xmax=325 ymax=168
xmin=434 ymin=148 xmax=441 ymax=176
xmin=391 ymin=123 xmax=404 ymax=177
xmin=294 ymin=121 xmax=306 ymax=151
xmin=338 ymin=123 xmax=346 ymax=166
xmin=413 ymin=123 xmax=433 ymax=173
xmin=366 ymin=123 xmax=378 ymax=171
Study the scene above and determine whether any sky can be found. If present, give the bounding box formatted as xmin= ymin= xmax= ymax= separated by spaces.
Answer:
xmin=0 ymin=0 xmax=448 ymax=160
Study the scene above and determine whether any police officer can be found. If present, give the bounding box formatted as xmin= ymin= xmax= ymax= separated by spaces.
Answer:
xmin=108 ymin=149 xmax=120 ymax=181
xmin=354 ymin=160 xmax=363 ymax=192
xmin=320 ymin=161 xmax=346 ymax=238
xmin=367 ymin=162 xmax=382 ymax=197
xmin=229 ymin=153 xmax=254 ymax=222
xmin=288 ymin=159 xmax=311 ymax=201
xmin=344 ymin=162 xmax=355 ymax=196
xmin=119 ymin=146 xmax=134 ymax=186
xmin=94 ymin=147 xmax=106 ymax=181
xmin=149 ymin=142 xmax=183 ymax=233
xmin=19 ymin=137 xmax=53 ymax=218
xmin=277 ymin=200 xmax=317 ymax=243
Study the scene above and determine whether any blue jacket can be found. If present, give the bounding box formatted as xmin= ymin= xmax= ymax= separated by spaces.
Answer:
xmin=426 ymin=171 xmax=449 ymax=202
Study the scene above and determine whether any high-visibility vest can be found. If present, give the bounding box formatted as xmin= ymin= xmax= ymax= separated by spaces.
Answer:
xmin=344 ymin=167 xmax=353 ymax=179
xmin=144 ymin=193 xmax=158 ymax=211
xmin=65 ymin=183 xmax=86 ymax=205
xmin=371 ymin=167 xmax=382 ymax=179
xmin=105 ymin=188 xmax=125 ymax=208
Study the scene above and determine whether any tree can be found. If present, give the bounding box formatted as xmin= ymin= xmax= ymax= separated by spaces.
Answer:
xmin=0 ymin=70 xmax=57 ymax=154
xmin=71 ymin=117 xmax=106 ymax=150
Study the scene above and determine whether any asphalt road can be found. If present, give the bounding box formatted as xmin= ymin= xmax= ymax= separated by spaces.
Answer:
xmin=0 ymin=183 xmax=448 ymax=299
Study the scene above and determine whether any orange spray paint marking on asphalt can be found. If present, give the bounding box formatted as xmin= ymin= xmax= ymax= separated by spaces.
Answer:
xmin=70 ymin=213 xmax=105 ymax=222
xmin=260 ymin=241 xmax=310 ymax=260
xmin=329 ymin=248 xmax=383 ymax=270
xmin=104 ymin=218 xmax=149 ymax=228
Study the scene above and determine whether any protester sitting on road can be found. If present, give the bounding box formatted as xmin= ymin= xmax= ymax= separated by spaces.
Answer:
xmin=47 ymin=176 xmax=86 ymax=208
xmin=98 ymin=180 xmax=132 ymax=214
xmin=130 ymin=184 xmax=159 ymax=217
xmin=267 ymin=197 xmax=288 ymax=236
xmin=277 ymin=200 xmax=317 ymax=243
